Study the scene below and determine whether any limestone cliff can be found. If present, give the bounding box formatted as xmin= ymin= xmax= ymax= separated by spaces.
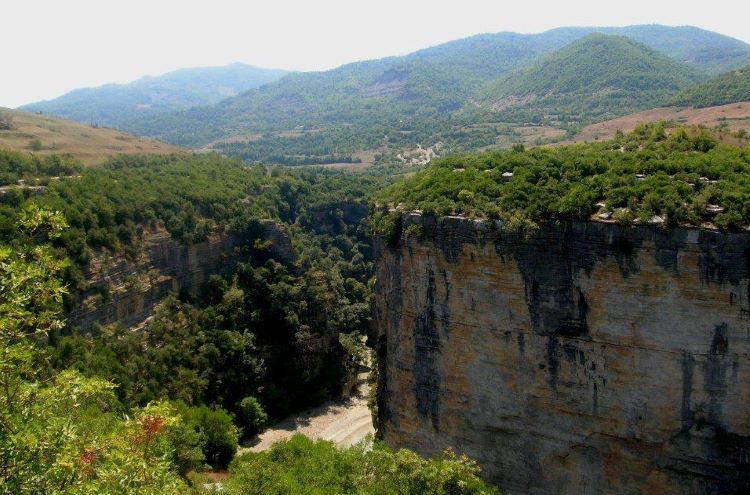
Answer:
xmin=68 ymin=220 xmax=293 ymax=330
xmin=374 ymin=213 xmax=750 ymax=494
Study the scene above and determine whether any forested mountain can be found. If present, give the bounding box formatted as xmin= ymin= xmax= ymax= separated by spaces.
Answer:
xmin=673 ymin=65 xmax=750 ymax=107
xmin=115 ymin=25 xmax=749 ymax=148
xmin=478 ymin=34 xmax=703 ymax=125
xmin=553 ymin=25 xmax=750 ymax=73
xmin=20 ymin=63 xmax=288 ymax=128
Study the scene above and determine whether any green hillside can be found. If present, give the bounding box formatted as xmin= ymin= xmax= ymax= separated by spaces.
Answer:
xmin=119 ymin=26 xmax=748 ymax=149
xmin=479 ymin=34 xmax=703 ymax=125
xmin=673 ymin=66 xmax=750 ymax=107
xmin=20 ymin=63 xmax=288 ymax=127
xmin=587 ymin=25 xmax=750 ymax=73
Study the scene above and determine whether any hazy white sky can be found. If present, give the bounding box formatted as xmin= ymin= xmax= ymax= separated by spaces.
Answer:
xmin=3 ymin=0 xmax=750 ymax=108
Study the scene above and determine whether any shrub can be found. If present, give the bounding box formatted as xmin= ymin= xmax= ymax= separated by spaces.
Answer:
xmin=185 ymin=405 xmax=239 ymax=469
xmin=225 ymin=434 xmax=499 ymax=495
xmin=237 ymin=396 xmax=268 ymax=438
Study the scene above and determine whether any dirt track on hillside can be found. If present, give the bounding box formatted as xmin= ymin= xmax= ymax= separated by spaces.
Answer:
xmin=562 ymin=101 xmax=750 ymax=144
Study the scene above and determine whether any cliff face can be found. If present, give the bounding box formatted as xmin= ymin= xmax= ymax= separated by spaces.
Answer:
xmin=374 ymin=213 xmax=750 ymax=495
xmin=68 ymin=221 xmax=293 ymax=330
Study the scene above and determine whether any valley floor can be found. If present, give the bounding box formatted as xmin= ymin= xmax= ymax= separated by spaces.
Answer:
xmin=241 ymin=368 xmax=374 ymax=453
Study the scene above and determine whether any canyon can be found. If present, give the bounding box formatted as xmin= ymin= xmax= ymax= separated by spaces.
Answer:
xmin=374 ymin=213 xmax=750 ymax=494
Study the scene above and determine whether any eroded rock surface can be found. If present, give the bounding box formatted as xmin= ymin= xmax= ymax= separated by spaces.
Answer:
xmin=68 ymin=221 xmax=293 ymax=330
xmin=374 ymin=214 xmax=750 ymax=494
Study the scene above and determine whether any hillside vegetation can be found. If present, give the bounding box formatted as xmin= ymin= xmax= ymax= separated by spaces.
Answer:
xmin=216 ymin=434 xmax=498 ymax=494
xmin=372 ymin=124 xmax=750 ymax=233
xmin=673 ymin=66 xmax=750 ymax=107
xmin=21 ymin=63 xmax=288 ymax=128
xmin=116 ymin=25 xmax=748 ymax=152
xmin=479 ymin=34 xmax=702 ymax=125
xmin=0 ymin=108 xmax=181 ymax=166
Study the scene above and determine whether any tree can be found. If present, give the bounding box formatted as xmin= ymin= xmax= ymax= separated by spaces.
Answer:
xmin=237 ymin=396 xmax=268 ymax=438
xmin=185 ymin=405 xmax=239 ymax=469
xmin=0 ymin=205 xmax=186 ymax=494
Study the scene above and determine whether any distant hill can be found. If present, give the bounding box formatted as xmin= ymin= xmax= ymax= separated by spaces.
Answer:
xmin=20 ymin=63 xmax=288 ymax=128
xmin=478 ymin=34 xmax=703 ymax=125
xmin=0 ymin=108 xmax=181 ymax=166
xmin=115 ymin=25 xmax=748 ymax=152
xmin=673 ymin=66 xmax=750 ymax=107
xmin=560 ymin=25 xmax=750 ymax=74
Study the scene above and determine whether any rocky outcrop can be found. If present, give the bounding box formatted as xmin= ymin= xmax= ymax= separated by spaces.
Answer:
xmin=374 ymin=213 xmax=750 ymax=494
xmin=68 ymin=221 xmax=293 ymax=330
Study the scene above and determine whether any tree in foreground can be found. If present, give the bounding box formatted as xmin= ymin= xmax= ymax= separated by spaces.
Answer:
xmin=0 ymin=204 xmax=186 ymax=494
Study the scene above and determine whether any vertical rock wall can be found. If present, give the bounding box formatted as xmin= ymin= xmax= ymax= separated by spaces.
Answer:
xmin=68 ymin=221 xmax=293 ymax=330
xmin=374 ymin=213 xmax=750 ymax=494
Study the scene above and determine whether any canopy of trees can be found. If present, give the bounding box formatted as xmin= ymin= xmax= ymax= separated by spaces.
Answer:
xmin=373 ymin=124 xmax=750 ymax=232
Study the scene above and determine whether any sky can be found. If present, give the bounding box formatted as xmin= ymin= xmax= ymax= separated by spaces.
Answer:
xmin=3 ymin=0 xmax=750 ymax=108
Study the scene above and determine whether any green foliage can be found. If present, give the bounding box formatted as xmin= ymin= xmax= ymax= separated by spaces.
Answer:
xmin=479 ymin=34 xmax=703 ymax=126
xmin=27 ymin=139 xmax=43 ymax=151
xmin=673 ymin=65 xmax=750 ymax=107
xmin=0 ymin=210 xmax=185 ymax=494
xmin=0 ymin=204 xmax=69 ymax=335
xmin=374 ymin=125 xmax=750 ymax=231
xmin=237 ymin=396 xmax=268 ymax=438
xmin=223 ymin=434 xmax=499 ymax=495
xmin=183 ymin=405 xmax=239 ymax=469
xmin=11 ymin=152 xmax=384 ymax=437
xmin=0 ymin=148 xmax=82 ymax=186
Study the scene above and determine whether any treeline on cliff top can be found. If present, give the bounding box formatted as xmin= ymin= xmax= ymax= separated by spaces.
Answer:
xmin=372 ymin=123 xmax=750 ymax=232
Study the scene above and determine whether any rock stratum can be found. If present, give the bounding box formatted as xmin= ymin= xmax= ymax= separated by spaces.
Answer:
xmin=373 ymin=213 xmax=750 ymax=494
xmin=68 ymin=221 xmax=293 ymax=330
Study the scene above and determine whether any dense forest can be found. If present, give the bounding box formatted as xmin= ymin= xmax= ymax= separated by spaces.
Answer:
xmin=0 ymin=149 xmax=83 ymax=186
xmin=372 ymin=124 xmax=750 ymax=234
xmin=477 ymin=34 xmax=703 ymax=126
xmin=0 ymin=151 xmax=408 ymax=491
xmin=673 ymin=65 xmax=750 ymax=107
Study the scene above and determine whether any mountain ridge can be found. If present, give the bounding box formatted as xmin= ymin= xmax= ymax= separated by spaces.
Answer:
xmin=20 ymin=63 xmax=288 ymax=128
xmin=115 ymin=25 xmax=749 ymax=148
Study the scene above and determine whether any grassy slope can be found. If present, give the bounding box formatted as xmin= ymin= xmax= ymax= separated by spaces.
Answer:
xmin=564 ymin=101 xmax=750 ymax=144
xmin=0 ymin=108 xmax=181 ymax=166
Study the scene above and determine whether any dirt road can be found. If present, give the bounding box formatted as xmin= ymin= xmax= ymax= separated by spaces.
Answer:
xmin=241 ymin=370 xmax=374 ymax=453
